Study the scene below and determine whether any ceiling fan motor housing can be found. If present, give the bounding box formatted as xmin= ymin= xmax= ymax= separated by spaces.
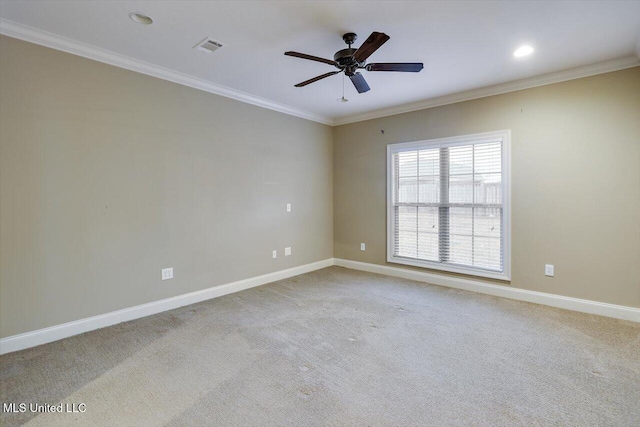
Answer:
xmin=334 ymin=48 xmax=364 ymax=72
xmin=334 ymin=33 xmax=366 ymax=75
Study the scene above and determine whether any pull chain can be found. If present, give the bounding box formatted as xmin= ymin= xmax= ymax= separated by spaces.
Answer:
xmin=338 ymin=74 xmax=348 ymax=103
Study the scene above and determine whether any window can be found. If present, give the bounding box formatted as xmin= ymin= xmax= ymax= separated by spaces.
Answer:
xmin=387 ymin=130 xmax=511 ymax=280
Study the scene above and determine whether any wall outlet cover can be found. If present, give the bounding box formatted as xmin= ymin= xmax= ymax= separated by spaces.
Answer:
xmin=272 ymin=250 xmax=277 ymax=259
xmin=360 ymin=243 xmax=366 ymax=251
xmin=286 ymin=203 xmax=291 ymax=212
xmin=285 ymin=247 xmax=291 ymax=256
xmin=545 ymin=264 xmax=554 ymax=277
xmin=161 ymin=268 xmax=173 ymax=280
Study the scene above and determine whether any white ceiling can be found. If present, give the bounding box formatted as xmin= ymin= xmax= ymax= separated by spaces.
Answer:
xmin=1 ymin=1 xmax=639 ymax=125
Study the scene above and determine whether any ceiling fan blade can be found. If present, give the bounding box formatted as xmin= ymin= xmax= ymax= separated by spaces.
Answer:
xmin=353 ymin=32 xmax=390 ymax=62
xmin=349 ymin=72 xmax=370 ymax=93
xmin=366 ymin=63 xmax=424 ymax=72
xmin=285 ymin=51 xmax=337 ymax=66
xmin=294 ymin=71 xmax=341 ymax=87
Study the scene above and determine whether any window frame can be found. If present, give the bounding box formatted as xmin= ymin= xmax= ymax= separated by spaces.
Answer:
xmin=386 ymin=130 xmax=511 ymax=281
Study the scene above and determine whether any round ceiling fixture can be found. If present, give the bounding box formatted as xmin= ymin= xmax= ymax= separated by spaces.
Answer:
xmin=514 ymin=45 xmax=534 ymax=58
xmin=129 ymin=12 xmax=153 ymax=25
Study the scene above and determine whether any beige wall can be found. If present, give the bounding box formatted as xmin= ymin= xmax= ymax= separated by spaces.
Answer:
xmin=334 ymin=67 xmax=640 ymax=308
xmin=0 ymin=36 xmax=333 ymax=338
xmin=1 ymin=35 xmax=639 ymax=340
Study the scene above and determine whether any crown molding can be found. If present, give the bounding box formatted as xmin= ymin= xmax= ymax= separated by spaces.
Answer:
xmin=2 ymin=18 xmax=638 ymax=128
xmin=333 ymin=56 xmax=640 ymax=126
xmin=0 ymin=18 xmax=333 ymax=126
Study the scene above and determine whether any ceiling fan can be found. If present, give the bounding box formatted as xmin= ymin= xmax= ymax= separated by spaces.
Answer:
xmin=285 ymin=31 xmax=423 ymax=94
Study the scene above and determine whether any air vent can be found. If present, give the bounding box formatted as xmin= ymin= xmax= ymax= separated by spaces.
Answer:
xmin=194 ymin=37 xmax=223 ymax=54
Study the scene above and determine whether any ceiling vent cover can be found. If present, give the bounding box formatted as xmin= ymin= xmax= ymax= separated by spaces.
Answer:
xmin=194 ymin=37 xmax=223 ymax=53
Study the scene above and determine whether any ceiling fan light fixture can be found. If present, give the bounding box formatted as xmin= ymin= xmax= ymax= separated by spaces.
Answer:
xmin=129 ymin=12 xmax=153 ymax=25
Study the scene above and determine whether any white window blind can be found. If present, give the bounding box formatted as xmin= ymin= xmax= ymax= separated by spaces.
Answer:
xmin=387 ymin=131 xmax=511 ymax=280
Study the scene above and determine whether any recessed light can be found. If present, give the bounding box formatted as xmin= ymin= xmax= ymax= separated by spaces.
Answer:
xmin=514 ymin=45 xmax=534 ymax=58
xmin=129 ymin=12 xmax=153 ymax=25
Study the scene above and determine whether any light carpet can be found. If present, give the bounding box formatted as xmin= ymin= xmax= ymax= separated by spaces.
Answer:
xmin=1 ymin=266 xmax=639 ymax=426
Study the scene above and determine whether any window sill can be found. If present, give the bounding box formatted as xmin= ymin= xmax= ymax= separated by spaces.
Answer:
xmin=387 ymin=255 xmax=511 ymax=281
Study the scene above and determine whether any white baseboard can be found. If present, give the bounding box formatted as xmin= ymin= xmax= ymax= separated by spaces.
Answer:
xmin=334 ymin=258 xmax=640 ymax=323
xmin=3 ymin=257 xmax=637 ymax=355
xmin=0 ymin=259 xmax=334 ymax=355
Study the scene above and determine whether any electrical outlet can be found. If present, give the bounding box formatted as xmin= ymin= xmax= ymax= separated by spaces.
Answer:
xmin=360 ymin=243 xmax=366 ymax=251
xmin=545 ymin=264 xmax=554 ymax=277
xmin=161 ymin=268 xmax=173 ymax=280
xmin=285 ymin=247 xmax=291 ymax=256
xmin=272 ymin=250 xmax=277 ymax=259
xmin=286 ymin=203 xmax=291 ymax=212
